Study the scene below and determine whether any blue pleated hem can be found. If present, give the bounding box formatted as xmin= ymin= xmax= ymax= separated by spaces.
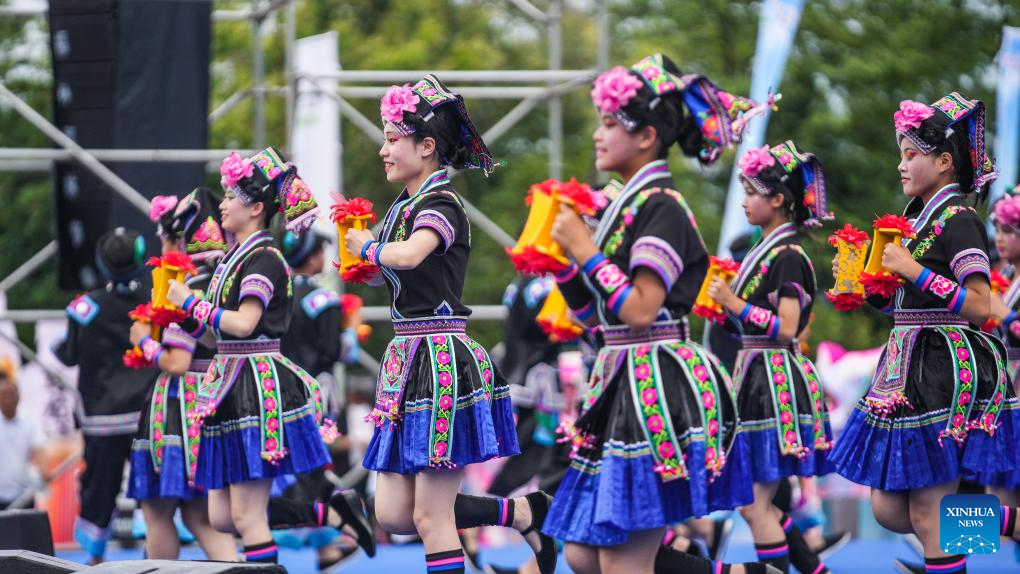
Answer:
xmin=831 ymin=399 xmax=1020 ymax=491
xmin=195 ymin=405 xmax=330 ymax=489
xmin=544 ymin=438 xmax=751 ymax=546
xmin=127 ymin=439 xmax=201 ymax=500
xmin=362 ymin=393 xmax=519 ymax=474
xmin=738 ymin=418 xmax=835 ymax=483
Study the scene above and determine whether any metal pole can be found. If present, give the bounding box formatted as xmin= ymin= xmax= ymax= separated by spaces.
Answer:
xmin=0 ymin=82 xmax=150 ymax=215
xmin=547 ymin=0 xmax=563 ymax=180
xmin=482 ymin=96 xmax=543 ymax=144
xmin=0 ymin=148 xmax=254 ymax=162
xmin=303 ymin=70 xmax=594 ymax=83
xmin=284 ymin=0 xmax=297 ymax=150
xmin=0 ymin=329 xmax=74 ymax=391
xmin=459 ymin=197 xmax=515 ymax=247
xmin=252 ymin=10 xmax=266 ymax=149
xmin=0 ymin=240 xmax=57 ymax=293
xmin=209 ymin=89 xmax=251 ymax=124
xmin=306 ymin=78 xmax=385 ymax=144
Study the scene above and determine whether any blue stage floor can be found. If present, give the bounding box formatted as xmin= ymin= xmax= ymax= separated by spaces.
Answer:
xmin=56 ymin=536 xmax=1020 ymax=573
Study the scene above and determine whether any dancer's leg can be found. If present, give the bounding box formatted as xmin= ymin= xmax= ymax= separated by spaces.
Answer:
xmin=414 ymin=469 xmax=466 ymax=573
xmin=140 ymin=499 xmax=181 ymax=559
xmin=375 ymin=471 xmax=416 ymax=535
xmin=180 ymin=497 xmax=238 ymax=561
xmin=599 ymin=527 xmax=665 ymax=574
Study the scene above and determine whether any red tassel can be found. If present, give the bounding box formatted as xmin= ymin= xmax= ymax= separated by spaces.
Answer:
xmin=507 ymin=245 xmax=568 ymax=275
xmin=860 ymin=271 xmax=903 ymax=298
xmin=873 ymin=214 xmax=916 ymax=238
xmin=692 ymin=303 xmax=727 ymax=324
xmin=340 ymin=293 xmax=363 ymax=315
xmin=329 ymin=196 xmax=376 ymax=223
xmin=338 ymin=262 xmax=380 ymax=284
xmin=122 ymin=347 xmax=150 ymax=369
xmin=825 ymin=291 xmax=866 ymax=312
xmin=827 ymin=224 xmax=869 ymax=248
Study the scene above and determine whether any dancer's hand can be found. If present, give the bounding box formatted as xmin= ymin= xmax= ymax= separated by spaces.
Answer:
xmin=129 ymin=321 xmax=150 ymax=346
xmin=881 ymin=243 xmax=920 ymax=278
xmin=551 ymin=205 xmax=594 ymax=260
xmin=346 ymin=228 xmax=374 ymax=257
xmin=167 ymin=280 xmax=192 ymax=307
xmin=707 ymin=276 xmax=737 ymax=309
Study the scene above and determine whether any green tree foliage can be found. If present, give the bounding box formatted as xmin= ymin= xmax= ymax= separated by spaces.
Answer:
xmin=1 ymin=0 xmax=1018 ymax=355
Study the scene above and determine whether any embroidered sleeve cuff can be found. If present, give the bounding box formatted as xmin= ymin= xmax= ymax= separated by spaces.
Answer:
xmin=950 ymin=248 xmax=990 ymax=284
xmin=767 ymin=282 xmax=813 ymax=311
xmin=413 ymin=209 xmax=457 ymax=254
xmin=239 ymin=273 xmax=274 ymax=308
xmin=161 ymin=325 xmax=197 ymax=354
xmin=629 ymin=236 xmax=683 ymax=291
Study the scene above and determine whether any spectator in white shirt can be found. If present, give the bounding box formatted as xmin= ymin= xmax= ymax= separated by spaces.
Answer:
xmin=0 ymin=374 xmax=47 ymax=509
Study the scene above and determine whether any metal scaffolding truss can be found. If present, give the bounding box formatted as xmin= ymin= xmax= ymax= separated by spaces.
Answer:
xmin=0 ymin=0 xmax=611 ymax=326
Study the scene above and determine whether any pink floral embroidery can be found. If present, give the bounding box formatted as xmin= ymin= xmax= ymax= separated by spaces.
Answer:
xmin=591 ymin=66 xmax=643 ymax=114
xmin=380 ymin=84 xmax=420 ymax=124
xmin=929 ymin=274 xmax=956 ymax=298
xmin=748 ymin=306 xmax=772 ymax=328
xmin=738 ymin=145 xmax=776 ymax=178
xmin=893 ymin=100 xmax=933 ymax=132
xmin=594 ymin=263 xmax=629 ymax=291
xmin=219 ymin=152 xmax=254 ymax=188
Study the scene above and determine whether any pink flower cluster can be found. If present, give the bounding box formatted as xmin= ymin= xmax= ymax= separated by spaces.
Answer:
xmin=219 ymin=152 xmax=254 ymax=188
xmin=738 ymin=145 xmax=776 ymax=178
xmin=148 ymin=195 xmax=178 ymax=222
xmin=591 ymin=67 xmax=643 ymax=114
xmin=995 ymin=193 xmax=1020 ymax=228
xmin=893 ymin=100 xmax=933 ymax=132
xmin=380 ymin=84 xmax=420 ymax=124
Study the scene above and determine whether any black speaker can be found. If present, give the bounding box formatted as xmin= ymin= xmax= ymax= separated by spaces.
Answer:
xmin=90 ymin=560 xmax=286 ymax=573
xmin=48 ymin=0 xmax=211 ymax=291
xmin=0 ymin=510 xmax=56 ymax=557
xmin=0 ymin=550 xmax=86 ymax=574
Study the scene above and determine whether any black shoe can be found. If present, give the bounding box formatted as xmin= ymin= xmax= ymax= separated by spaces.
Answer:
xmin=893 ymin=559 xmax=927 ymax=574
xmin=318 ymin=542 xmax=361 ymax=573
xmin=816 ymin=531 xmax=851 ymax=560
xmin=459 ymin=531 xmax=483 ymax=572
xmin=708 ymin=517 xmax=734 ymax=560
xmin=520 ymin=491 xmax=557 ymax=574
xmin=329 ymin=489 xmax=376 ymax=558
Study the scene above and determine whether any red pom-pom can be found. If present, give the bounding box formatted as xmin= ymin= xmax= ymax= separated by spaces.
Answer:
xmin=991 ymin=269 xmax=1011 ymax=294
xmin=708 ymin=256 xmax=740 ymax=274
xmin=828 ymin=224 xmax=869 ymax=248
xmin=330 ymin=195 xmax=377 ymax=223
xmin=873 ymin=214 xmax=916 ymax=238
xmin=692 ymin=303 xmax=727 ymax=324
xmin=825 ymin=291 xmax=866 ymax=312
xmin=160 ymin=252 xmax=198 ymax=275
xmin=537 ymin=318 xmax=583 ymax=343
xmin=556 ymin=178 xmax=600 ymax=216
xmin=339 ymin=262 xmax=380 ymax=284
xmin=146 ymin=256 xmax=163 ymax=267
xmin=129 ymin=303 xmax=155 ymax=323
xmin=340 ymin=293 xmax=363 ymax=315
xmin=148 ymin=307 xmax=187 ymax=328
xmin=507 ymin=246 xmax=568 ymax=276
xmin=122 ymin=347 xmax=150 ymax=369
xmin=860 ymin=271 xmax=903 ymax=298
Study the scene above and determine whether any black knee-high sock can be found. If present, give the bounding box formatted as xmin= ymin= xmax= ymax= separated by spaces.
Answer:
xmin=266 ymin=497 xmax=327 ymax=529
xmin=426 ymin=548 xmax=466 ymax=573
xmin=779 ymin=512 xmax=828 ymax=574
xmin=1002 ymin=505 xmax=1018 ymax=538
xmin=754 ymin=539 xmax=790 ymax=573
xmin=924 ymin=554 xmax=966 ymax=573
xmin=453 ymin=493 xmax=514 ymax=529
xmin=653 ymin=545 xmax=770 ymax=574
xmin=243 ymin=540 xmax=279 ymax=563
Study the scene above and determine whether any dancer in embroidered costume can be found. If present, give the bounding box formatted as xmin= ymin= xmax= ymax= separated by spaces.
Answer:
xmin=967 ymin=186 xmax=1020 ymax=504
xmin=706 ymin=140 xmax=835 ymax=574
xmin=827 ymin=94 xmax=1020 ymax=574
xmin=54 ymin=228 xmax=156 ymax=564
xmin=346 ymin=76 xmax=553 ymax=574
xmin=127 ymin=188 xmax=237 ymax=560
xmin=166 ymin=148 xmax=333 ymax=564
xmin=540 ymin=53 xmax=773 ymax=574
